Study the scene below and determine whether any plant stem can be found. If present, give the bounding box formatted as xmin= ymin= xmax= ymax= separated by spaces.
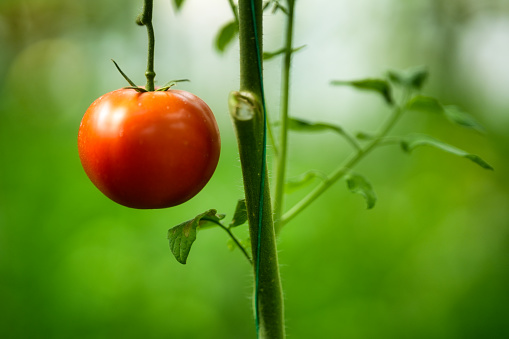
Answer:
xmin=273 ymin=0 xmax=296 ymax=236
xmin=228 ymin=0 xmax=239 ymax=27
xmin=217 ymin=223 xmax=252 ymax=264
xmin=282 ymin=104 xmax=404 ymax=225
xmin=137 ymin=0 xmax=156 ymax=91
xmin=232 ymin=0 xmax=285 ymax=337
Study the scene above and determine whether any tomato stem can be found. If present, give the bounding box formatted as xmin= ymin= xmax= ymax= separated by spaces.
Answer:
xmin=137 ymin=0 xmax=156 ymax=91
xmin=234 ymin=1 xmax=285 ymax=337
xmin=273 ymin=0 xmax=295 ymax=237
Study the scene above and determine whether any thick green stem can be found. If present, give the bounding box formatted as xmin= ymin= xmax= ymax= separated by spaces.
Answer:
xmin=273 ymin=0 xmax=295 ymax=236
xmin=137 ymin=0 xmax=156 ymax=91
xmin=232 ymin=1 xmax=285 ymax=338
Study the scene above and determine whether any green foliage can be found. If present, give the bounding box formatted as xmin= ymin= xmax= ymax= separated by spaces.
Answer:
xmin=443 ymin=105 xmax=485 ymax=132
xmin=387 ymin=66 xmax=428 ymax=90
xmin=406 ymin=95 xmax=443 ymax=114
xmin=263 ymin=45 xmax=305 ymax=60
xmin=172 ymin=0 xmax=185 ymax=11
xmin=285 ymin=170 xmax=327 ymax=193
xmin=215 ymin=20 xmax=238 ymax=53
xmin=345 ymin=173 xmax=377 ymax=209
xmin=401 ymin=134 xmax=493 ymax=170
xmin=263 ymin=0 xmax=289 ymax=14
xmin=286 ymin=117 xmax=343 ymax=134
xmin=407 ymin=96 xmax=485 ymax=132
xmin=168 ymin=210 xmax=225 ymax=264
xmin=230 ymin=199 xmax=248 ymax=227
xmin=331 ymin=78 xmax=393 ymax=105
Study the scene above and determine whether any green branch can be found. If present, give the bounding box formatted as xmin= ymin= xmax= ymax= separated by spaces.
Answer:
xmin=273 ymin=0 xmax=295 ymax=236
xmin=282 ymin=103 xmax=405 ymax=225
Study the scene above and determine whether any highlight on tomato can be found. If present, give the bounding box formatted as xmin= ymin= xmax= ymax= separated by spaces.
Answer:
xmin=78 ymin=88 xmax=221 ymax=209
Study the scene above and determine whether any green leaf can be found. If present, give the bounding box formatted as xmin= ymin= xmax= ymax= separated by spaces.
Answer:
xmin=215 ymin=21 xmax=238 ymax=53
xmin=286 ymin=117 xmax=343 ymax=134
xmin=401 ymin=134 xmax=493 ymax=170
xmin=388 ymin=66 xmax=428 ymax=90
xmin=168 ymin=210 xmax=224 ymax=264
xmin=331 ymin=78 xmax=393 ymax=105
xmin=443 ymin=105 xmax=485 ymax=132
xmin=406 ymin=95 xmax=444 ymax=114
xmin=230 ymin=199 xmax=248 ymax=228
xmin=407 ymin=97 xmax=485 ymax=132
xmin=285 ymin=170 xmax=327 ymax=194
xmin=356 ymin=131 xmax=376 ymax=140
xmin=263 ymin=45 xmax=305 ymax=60
xmin=173 ymin=0 xmax=185 ymax=11
xmin=346 ymin=173 xmax=377 ymax=209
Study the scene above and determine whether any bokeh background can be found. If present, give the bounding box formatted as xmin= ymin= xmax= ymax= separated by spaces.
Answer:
xmin=1 ymin=0 xmax=509 ymax=338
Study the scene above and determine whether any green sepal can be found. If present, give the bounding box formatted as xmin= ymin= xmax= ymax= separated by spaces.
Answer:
xmin=156 ymin=79 xmax=190 ymax=91
xmin=215 ymin=20 xmax=238 ymax=53
xmin=229 ymin=199 xmax=248 ymax=228
xmin=331 ymin=78 xmax=393 ymax=105
xmin=111 ymin=59 xmax=146 ymax=92
xmin=346 ymin=173 xmax=377 ymax=209
xmin=401 ymin=134 xmax=493 ymax=170
xmin=168 ymin=209 xmax=225 ymax=264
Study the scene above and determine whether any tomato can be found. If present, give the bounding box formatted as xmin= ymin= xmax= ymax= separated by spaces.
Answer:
xmin=78 ymin=88 xmax=220 ymax=209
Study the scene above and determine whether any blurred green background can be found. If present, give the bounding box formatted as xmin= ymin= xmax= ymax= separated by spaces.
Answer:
xmin=1 ymin=0 xmax=509 ymax=338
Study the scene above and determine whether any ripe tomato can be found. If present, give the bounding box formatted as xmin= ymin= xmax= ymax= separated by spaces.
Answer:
xmin=78 ymin=88 xmax=220 ymax=209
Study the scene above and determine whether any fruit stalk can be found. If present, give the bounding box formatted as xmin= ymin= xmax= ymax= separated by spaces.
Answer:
xmin=136 ymin=0 xmax=156 ymax=91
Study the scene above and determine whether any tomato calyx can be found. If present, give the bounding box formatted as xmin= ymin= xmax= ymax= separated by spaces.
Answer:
xmin=112 ymin=59 xmax=190 ymax=93
xmin=156 ymin=79 xmax=190 ymax=92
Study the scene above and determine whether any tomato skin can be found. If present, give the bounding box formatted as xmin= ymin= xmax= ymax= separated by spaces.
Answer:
xmin=78 ymin=88 xmax=220 ymax=209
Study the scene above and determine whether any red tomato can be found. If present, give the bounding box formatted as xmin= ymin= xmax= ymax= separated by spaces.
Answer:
xmin=78 ymin=88 xmax=220 ymax=209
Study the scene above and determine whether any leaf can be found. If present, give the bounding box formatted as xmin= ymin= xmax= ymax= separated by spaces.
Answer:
xmin=346 ymin=173 xmax=377 ymax=209
xmin=401 ymin=134 xmax=493 ymax=170
xmin=285 ymin=117 xmax=343 ymax=134
xmin=408 ymin=67 xmax=429 ymax=90
xmin=167 ymin=210 xmax=224 ymax=264
xmin=230 ymin=199 xmax=248 ymax=227
xmin=331 ymin=78 xmax=393 ymax=105
xmin=407 ymin=97 xmax=485 ymax=132
xmin=215 ymin=20 xmax=238 ymax=53
xmin=285 ymin=170 xmax=327 ymax=194
xmin=443 ymin=105 xmax=485 ymax=132
xmin=406 ymin=95 xmax=443 ymax=114
xmin=388 ymin=66 xmax=428 ymax=90
xmin=173 ymin=0 xmax=185 ymax=11
xmin=263 ymin=45 xmax=305 ymax=60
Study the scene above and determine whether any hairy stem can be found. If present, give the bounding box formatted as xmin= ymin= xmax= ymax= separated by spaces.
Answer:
xmin=232 ymin=0 xmax=285 ymax=337
xmin=217 ymin=223 xmax=252 ymax=264
xmin=273 ymin=0 xmax=296 ymax=236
